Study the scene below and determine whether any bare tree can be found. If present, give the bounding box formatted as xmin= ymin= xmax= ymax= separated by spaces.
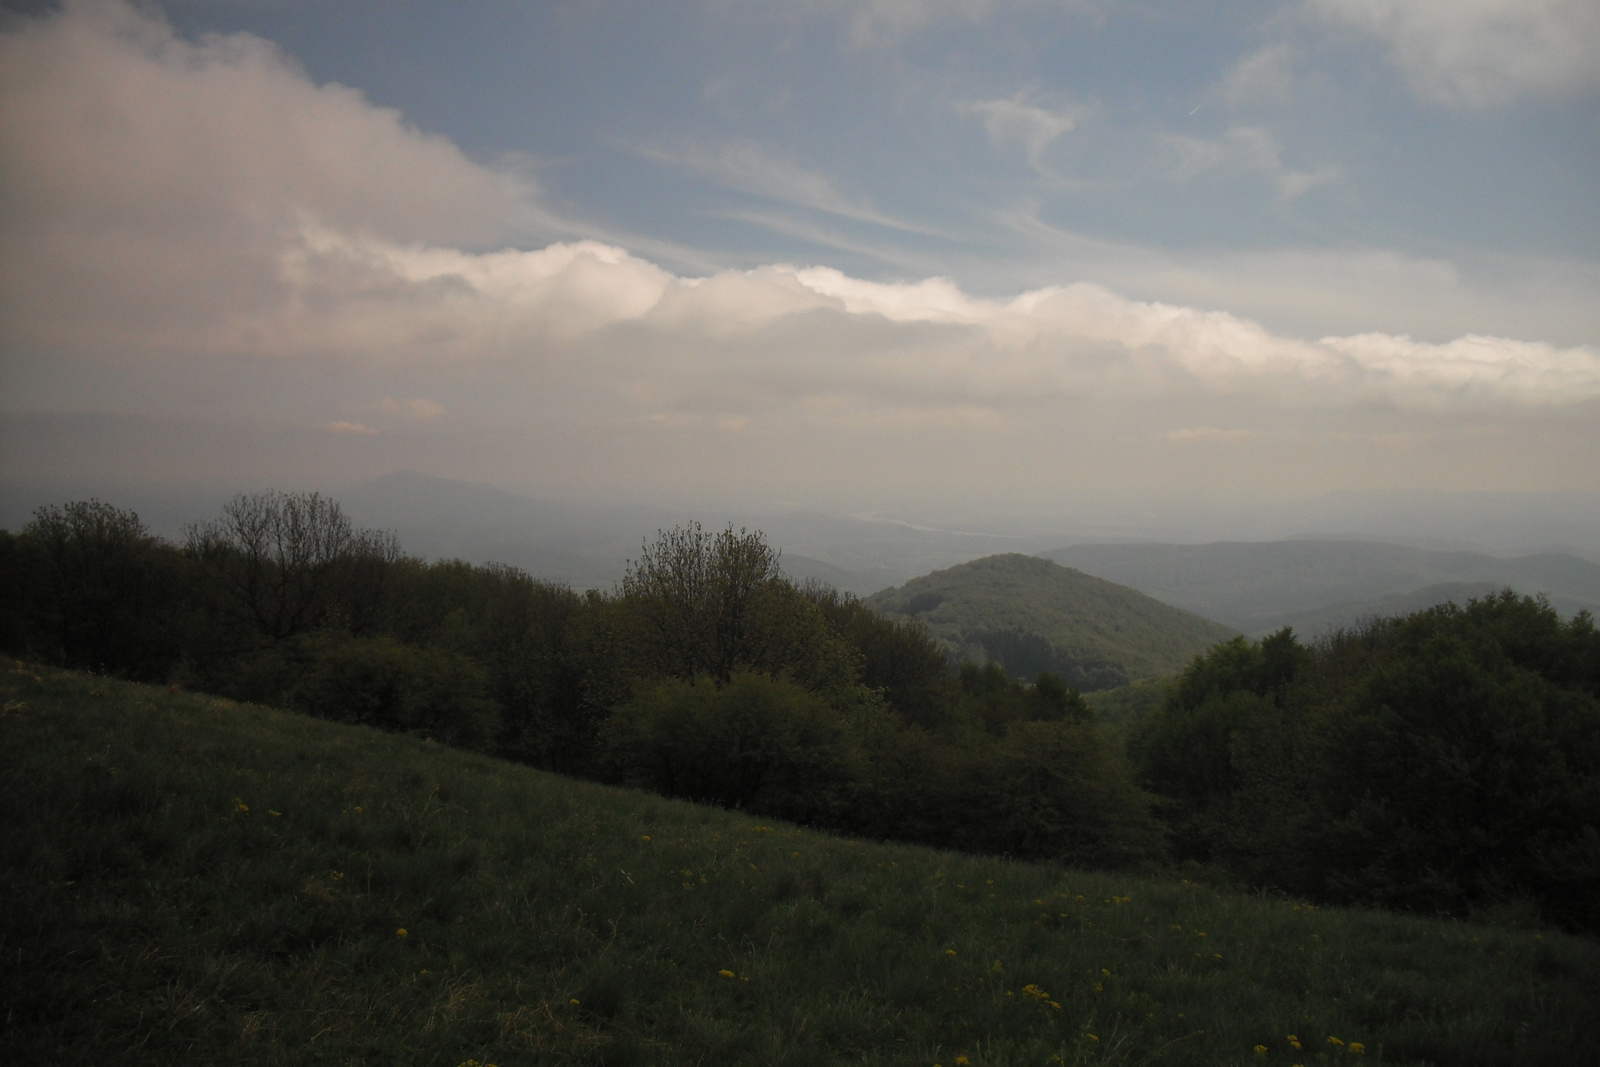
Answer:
xmin=187 ymin=491 xmax=400 ymax=639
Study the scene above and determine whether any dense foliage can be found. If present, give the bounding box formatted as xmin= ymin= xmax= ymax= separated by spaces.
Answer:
xmin=0 ymin=496 xmax=1157 ymax=871
xmin=1132 ymin=598 xmax=1600 ymax=931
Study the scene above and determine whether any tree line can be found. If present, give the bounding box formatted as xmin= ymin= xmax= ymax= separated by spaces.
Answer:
xmin=0 ymin=494 xmax=1154 ymax=872
xmin=3 ymin=493 xmax=1595 ymax=931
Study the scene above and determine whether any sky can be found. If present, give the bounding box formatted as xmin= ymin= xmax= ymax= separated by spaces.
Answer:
xmin=1 ymin=0 xmax=1598 ymax=520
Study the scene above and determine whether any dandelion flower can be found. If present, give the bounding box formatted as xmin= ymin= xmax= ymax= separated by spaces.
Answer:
xmin=1349 ymin=1043 xmax=1366 ymax=1055
xmin=1255 ymin=1046 xmax=1269 ymax=1057
xmin=1328 ymin=1037 xmax=1345 ymax=1047
xmin=945 ymin=949 xmax=957 ymax=957
xmin=395 ymin=927 xmax=408 ymax=939
xmin=719 ymin=969 xmax=736 ymax=979
xmin=569 ymin=998 xmax=580 ymax=1006
xmin=640 ymin=835 xmax=651 ymax=842
xmin=1086 ymin=1034 xmax=1099 ymax=1042
xmin=233 ymin=798 xmax=249 ymax=814
xmin=956 ymin=1057 xmax=970 ymax=1066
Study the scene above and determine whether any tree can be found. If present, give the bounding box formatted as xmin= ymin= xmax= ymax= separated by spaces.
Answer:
xmin=620 ymin=523 xmax=852 ymax=687
xmin=22 ymin=500 xmax=184 ymax=678
xmin=186 ymin=491 xmax=400 ymax=640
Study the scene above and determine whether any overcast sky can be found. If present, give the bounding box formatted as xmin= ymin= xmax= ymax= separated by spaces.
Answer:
xmin=2 ymin=0 xmax=1597 ymax=517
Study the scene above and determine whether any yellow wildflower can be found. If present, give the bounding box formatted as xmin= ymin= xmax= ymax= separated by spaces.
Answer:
xmin=719 ymin=969 xmax=736 ymax=979
xmin=1255 ymin=1046 xmax=1268 ymax=1057
xmin=945 ymin=949 xmax=957 ymax=957
xmin=1287 ymin=1035 xmax=1302 ymax=1050
xmin=233 ymin=798 xmax=248 ymax=814
xmin=1349 ymin=1043 xmax=1366 ymax=1055
xmin=640 ymin=835 xmax=651 ymax=842
xmin=395 ymin=927 xmax=408 ymax=939
xmin=569 ymin=998 xmax=580 ymax=1006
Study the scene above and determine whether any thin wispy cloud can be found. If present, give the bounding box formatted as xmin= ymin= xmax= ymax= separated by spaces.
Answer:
xmin=636 ymin=140 xmax=934 ymax=234
xmin=962 ymin=93 xmax=1089 ymax=175
xmin=1163 ymin=127 xmax=1340 ymax=202
xmin=1306 ymin=0 xmax=1600 ymax=107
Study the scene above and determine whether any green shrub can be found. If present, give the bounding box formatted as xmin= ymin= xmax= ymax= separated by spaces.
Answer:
xmin=294 ymin=632 xmax=498 ymax=749
xmin=602 ymin=671 xmax=868 ymax=823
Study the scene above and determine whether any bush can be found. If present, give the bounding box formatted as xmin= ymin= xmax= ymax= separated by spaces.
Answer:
xmin=294 ymin=633 xmax=498 ymax=750
xmin=602 ymin=671 xmax=867 ymax=823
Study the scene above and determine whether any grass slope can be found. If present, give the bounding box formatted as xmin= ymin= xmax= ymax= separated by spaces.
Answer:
xmin=866 ymin=554 xmax=1238 ymax=688
xmin=4 ymin=663 xmax=1596 ymax=1066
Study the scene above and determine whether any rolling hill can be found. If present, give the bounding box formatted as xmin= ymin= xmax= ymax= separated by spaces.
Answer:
xmin=1042 ymin=540 xmax=1600 ymax=636
xmin=865 ymin=554 xmax=1238 ymax=690
xmin=5 ymin=663 xmax=1595 ymax=1065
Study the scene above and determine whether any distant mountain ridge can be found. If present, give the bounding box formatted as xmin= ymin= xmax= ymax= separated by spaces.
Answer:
xmin=1041 ymin=540 xmax=1600 ymax=636
xmin=865 ymin=554 xmax=1238 ymax=691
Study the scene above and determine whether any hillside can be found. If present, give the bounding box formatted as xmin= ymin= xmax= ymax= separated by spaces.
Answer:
xmin=1044 ymin=540 xmax=1600 ymax=636
xmin=5 ymin=663 xmax=1596 ymax=1065
xmin=865 ymin=554 xmax=1238 ymax=690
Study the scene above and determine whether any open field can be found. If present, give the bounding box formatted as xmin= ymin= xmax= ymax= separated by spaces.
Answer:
xmin=3 ymin=661 xmax=1595 ymax=1066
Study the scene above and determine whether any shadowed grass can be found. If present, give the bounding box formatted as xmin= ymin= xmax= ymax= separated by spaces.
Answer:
xmin=2 ymin=660 xmax=1595 ymax=1065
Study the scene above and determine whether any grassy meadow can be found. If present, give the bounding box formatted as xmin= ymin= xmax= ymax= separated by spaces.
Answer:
xmin=3 ymin=659 xmax=1596 ymax=1066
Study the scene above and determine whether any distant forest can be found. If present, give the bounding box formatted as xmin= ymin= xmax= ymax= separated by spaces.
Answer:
xmin=3 ymin=493 xmax=1597 ymax=932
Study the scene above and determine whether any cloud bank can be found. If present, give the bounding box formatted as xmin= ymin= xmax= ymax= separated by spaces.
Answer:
xmin=2 ymin=2 xmax=1596 ymax=505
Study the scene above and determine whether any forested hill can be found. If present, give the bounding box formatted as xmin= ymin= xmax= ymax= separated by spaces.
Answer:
xmin=865 ymin=554 xmax=1238 ymax=690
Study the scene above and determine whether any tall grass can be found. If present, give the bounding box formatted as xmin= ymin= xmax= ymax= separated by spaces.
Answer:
xmin=3 ymin=659 xmax=1595 ymax=1065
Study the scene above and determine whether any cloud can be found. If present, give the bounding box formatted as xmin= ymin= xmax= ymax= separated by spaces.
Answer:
xmin=962 ymin=93 xmax=1087 ymax=174
xmin=1164 ymin=427 xmax=1257 ymax=443
xmin=366 ymin=398 xmax=446 ymax=421
xmin=805 ymin=0 xmax=1002 ymax=47
xmin=637 ymin=140 xmax=928 ymax=232
xmin=1163 ymin=126 xmax=1339 ymax=201
xmin=0 ymin=0 xmax=534 ymax=356
xmin=1220 ymin=44 xmax=1299 ymax=107
xmin=1308 ymin=0 xmax=1600 ymax=106
xmin=4 ymin=1 xmax=1597 ymax=505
